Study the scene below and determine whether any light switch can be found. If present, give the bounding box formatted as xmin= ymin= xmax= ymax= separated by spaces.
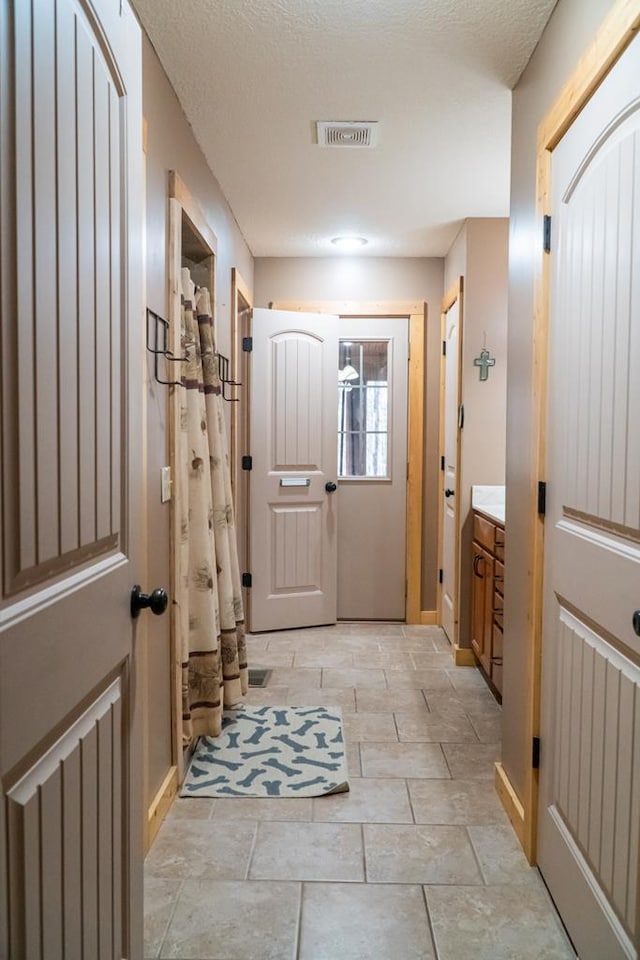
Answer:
xmin=161 ymin=466 xmax=172 ymax=503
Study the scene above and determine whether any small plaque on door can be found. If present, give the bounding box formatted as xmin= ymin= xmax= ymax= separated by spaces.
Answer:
xmin=279 ymin=477 xmax=310 ymax=487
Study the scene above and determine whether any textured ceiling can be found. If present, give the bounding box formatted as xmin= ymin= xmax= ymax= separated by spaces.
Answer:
xmin=134 ymin=0 xmax=557 ymax=257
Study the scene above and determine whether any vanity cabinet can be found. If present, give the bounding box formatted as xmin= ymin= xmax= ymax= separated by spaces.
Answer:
xmin=470 ymin=511 xmax=504 ymax=695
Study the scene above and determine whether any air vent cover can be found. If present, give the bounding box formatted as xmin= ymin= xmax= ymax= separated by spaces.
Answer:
xmin=316 ymin=121 xmax=379 ymax=148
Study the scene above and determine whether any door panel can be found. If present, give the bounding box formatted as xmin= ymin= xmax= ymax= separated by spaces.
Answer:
xmin=538 ymin=33 xmax=640 ymax=960
xmin=250 ymin=309 xmax=339 ymax=631
xmin=441 ymin=299 xmax=461 ymax=643
xmin=0 ymin=0 xmax=143 ymax=956
xmin=337 ymin=318 xmax=408 ymax=621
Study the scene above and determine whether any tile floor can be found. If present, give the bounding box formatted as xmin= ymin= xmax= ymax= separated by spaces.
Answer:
xmin=145 ymin=623 xmax=576 ymax=960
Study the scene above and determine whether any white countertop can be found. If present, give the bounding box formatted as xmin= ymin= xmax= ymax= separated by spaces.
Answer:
xmin=471 ymin=485 xmax=505 ymax=525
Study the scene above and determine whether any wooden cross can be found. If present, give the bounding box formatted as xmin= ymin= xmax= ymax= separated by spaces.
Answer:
xmin=474 ymin=348 xmax=496 ymax=381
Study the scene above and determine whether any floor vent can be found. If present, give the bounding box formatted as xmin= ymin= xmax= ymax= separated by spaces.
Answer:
xmin=248 ymin=668 xmax=272 ymax=688
xmin=316 ymin=120 xmax=379 ymax=148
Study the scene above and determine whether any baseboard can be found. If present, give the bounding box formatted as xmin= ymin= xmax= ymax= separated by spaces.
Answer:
xmin=146 ymin=765 xmax=178 ymax=854
xmin=494 ymin=761 xmax=529 ymax=859
xmin=419 ymin=610 xmax=438 ymax=625
xmin=453 ymin=644 xmax=476 ymax=666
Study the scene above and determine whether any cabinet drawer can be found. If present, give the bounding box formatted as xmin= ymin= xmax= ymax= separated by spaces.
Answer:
xmin=492 ymin=623 xmax=503 ymax=660
xmin=494 ymin=525 xmax=505 ymax=561
xmin=473 ymin=513 xmax=496 ymax=551
xmin=494 ymin=560 xmax=505 ymax=596
xmin=493 ymin=590 xmax=504 ymax=629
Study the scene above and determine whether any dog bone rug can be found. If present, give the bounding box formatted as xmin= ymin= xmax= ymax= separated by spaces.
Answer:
xmin=181 ymin=705 xmax=349 ymax=799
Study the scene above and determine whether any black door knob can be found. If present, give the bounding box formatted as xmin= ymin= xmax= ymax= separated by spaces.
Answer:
xmin=325 ymin=482 xmax=337 ymax=492
xmin=445 ymin=488 xmax=455 ymax=498
xmin=131 ymin=585 xmax=169 ymax=619
xmin=633 ymin=610 xmax=640 ymax=637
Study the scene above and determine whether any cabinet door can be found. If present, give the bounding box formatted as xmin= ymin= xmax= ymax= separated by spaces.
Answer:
xmin=471 ymin=542 xmax=493 ymax=674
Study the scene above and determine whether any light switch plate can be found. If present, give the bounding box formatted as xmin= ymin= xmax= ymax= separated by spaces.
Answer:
xmin=161 ymin=466 xmax=172 ymax=503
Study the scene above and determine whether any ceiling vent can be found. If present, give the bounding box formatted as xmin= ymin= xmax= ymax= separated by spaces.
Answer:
xmin=316 ymin=121 xmax=380 ymax=148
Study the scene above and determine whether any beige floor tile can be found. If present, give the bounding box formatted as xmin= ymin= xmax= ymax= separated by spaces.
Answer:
xmin=402 ymin=625 xmax=446 ymax=639
xmin=268 ymin=667 xmax=322 ymax=688
xmin=395 ymin=712 xmax=478 ymax=743
xmin=242 ymin=686 xmax=290 ymax=706
xmin=249 ymin=821 xmax=365 ymax=881
xmin=212 ymin=796 xmax=313 ymax=821
xmin=432 ymin=633 xmax=454 ymax=652
xmin=378 ymin=637 xmax=443 ymax=653
xmin=244 ymin=637 xmax=270 ymax=655
xmin=423 ymin=692 xmax=469 ymax=719
xmin=144 ymin=819 xmax=256 ymax=880
xmin=344 ymin=712 xmax=398 ymax=742
xmin=346 ymin=741 xmax=361 ymax=776
xmin=165 ymin=796 xmax=215 ymax=820
xmin=339 ymin=622 xmax=405 ymax=636
xmin=468 ymin=713 xmax=502 ymax=743
xmin=468 ymin=824 xmax=542 ymax=885
xmin=330 ymin=634 xmax=391 ymax=652
xmin=144 ymin=878 xmax=181 ymax=959
xmin=294 ymin=649 xmax=354 ymax=668
xmin=425 ymin=884 xmax=577 ymax=959
xmin=249 ymin=650 xmax=295 ymax=667
xmin=284 ymin=687 xmax=356 ymax=712
xmin=299 ymin=882 xmax=435 ymax=960
xmin=408 ymin=779 xmax=509 ymax=825
xmin=446 ymin=666 xmax=488 ymax=689
xmin=360 ymin=742 xmax=449 ymax=779
xmin=351 ymin=651 xmax=416 ymax=670
xmin=356 ymin=688 xmax=428 ymax=714
xmin=385 ymin=669 xmax=455 ymax=691
xmin=313 ymin=777 xmax=413 ymax=823
xmin=410 ymin=651 xmax=456 ymax=670
xmin=323 ymin=667 xmax=387 ymax=688
xmin=364 ymin=824 xmax=482 ymax=884
xmin=159 ymin=879 xmax=301 ymax=960
xmin=442 ymin=743 xmax=500 ymax=780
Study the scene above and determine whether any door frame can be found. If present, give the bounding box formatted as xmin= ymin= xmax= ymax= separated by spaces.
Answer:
xmin=497 ymin=0 xmax=640 ymax=864
xmin=230 ymin=268 xmax=253 ymax=627
xmin=272 ymin=300 xmax=425 ymax=624
xmin=436 ymin=278 xmax=465 ymax=656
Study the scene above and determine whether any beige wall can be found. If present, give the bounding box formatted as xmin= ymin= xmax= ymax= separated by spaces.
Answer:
xmin=254 ymin=257 xmax=444 ymax=612
xmin=142 ymin=35 xmax=253 ymax=806
xmin=444 ymin=219 xmax=509 ymax=648
xmin=502 ymin=0 xmax=616 ymax=803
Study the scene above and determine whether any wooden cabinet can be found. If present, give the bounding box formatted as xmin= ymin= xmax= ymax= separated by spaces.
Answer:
xmin=470 ymin=512 xmax=505 ymax=696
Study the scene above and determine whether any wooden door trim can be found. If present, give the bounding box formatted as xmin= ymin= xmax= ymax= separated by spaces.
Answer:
xmin=167 ymin=175 xmax=219 ymax=791
xmin=231 ymin=268 xmax=253 ymax=628
xmin=272 ymin=300 xmax=426 ymax=624
xmin=512 ymin=0 xmax=640 ymax=866
xmin=436 ymin=279 xmax=464 ymax=650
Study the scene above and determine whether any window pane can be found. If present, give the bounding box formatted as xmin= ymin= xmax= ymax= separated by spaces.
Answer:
xmin=338 ymin=340 xmax=390 ymax=478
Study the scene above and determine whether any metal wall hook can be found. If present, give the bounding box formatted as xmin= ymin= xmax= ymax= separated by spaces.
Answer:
xmin=215 ymin=352 xmax=242 ymax=402
xmin=146 ymin=308 xmax=187 ymax=387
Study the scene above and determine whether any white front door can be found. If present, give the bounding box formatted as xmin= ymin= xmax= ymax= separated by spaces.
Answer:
xmin=0 ymin=1 xmax=144 ymax=956
xmin=337 ymin=318 xmax=409 ymax=621
xmin=249 ymin=308 xmax=339 ymax=631
xmin=441 ymin=297 xmax=462 ymax=644
xmin=538 ymin=34 xmax=640 ymax=960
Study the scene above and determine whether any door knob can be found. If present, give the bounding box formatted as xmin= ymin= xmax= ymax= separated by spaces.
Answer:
xmin=325 ymin=481 xmax=337 ymax=492
xmin=633 ymin=610 xmax=640 ymax=637
xmin=445 ymin=488 xmax=455 ymax=498
xmin=131 ymin=585 xmax=169 ymax=619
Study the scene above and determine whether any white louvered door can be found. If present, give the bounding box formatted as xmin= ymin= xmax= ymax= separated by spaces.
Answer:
xmin=538 ymin=34 xmax=640 ymax=960
xmin=250 ymin=309 xmax=339 ymax=631
xmin=0 ymin=1 xmax=144 ymax=957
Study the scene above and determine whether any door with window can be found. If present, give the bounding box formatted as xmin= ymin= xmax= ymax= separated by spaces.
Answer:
xmin=337 ymin=318 xmax=409 ymax=620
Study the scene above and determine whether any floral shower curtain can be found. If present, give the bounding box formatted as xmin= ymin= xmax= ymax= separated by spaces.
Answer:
xmin=179 ymin=268 xmax=247 ymax=741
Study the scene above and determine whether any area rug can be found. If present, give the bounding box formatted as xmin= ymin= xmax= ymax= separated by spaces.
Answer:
xmin=180 ymin=705 xmax=349 ymax=798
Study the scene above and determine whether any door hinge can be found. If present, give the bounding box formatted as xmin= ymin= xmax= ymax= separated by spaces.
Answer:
xmin=543 ymin=215 xmax=551 ymax=253
xmin=440 ymin=455 xmax=445 ymax=472
xmin=532 ymin=736 xmax=541 ymax=769
xmin=458 ymin=404 xmax=464 ymax=430
xmin=537 ymin=480 xmax=546 ymax=516
xmin=439 ymin=568 xmax=443 ymax=585
xmin=442 ymin=340 xmax=447 ymax=357
xmin=241 ymin=572 xmax=252 ymax=588
xmin=242 ymin=455 xmax=253 ymax=471
xmin=242 ymin=336 xmax=253 ymax=352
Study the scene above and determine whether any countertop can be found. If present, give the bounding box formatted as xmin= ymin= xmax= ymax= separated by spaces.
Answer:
xmin=471 ymin=485 xmax=505 ymax=526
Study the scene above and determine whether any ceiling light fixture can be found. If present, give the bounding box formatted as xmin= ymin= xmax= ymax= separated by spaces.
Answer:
xmin=331 ymin=236 xmax=367 ymax=252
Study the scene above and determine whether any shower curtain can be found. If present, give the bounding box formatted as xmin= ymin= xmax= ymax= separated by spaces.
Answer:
xmin=179 ymin=268 xmax=247 ymax=741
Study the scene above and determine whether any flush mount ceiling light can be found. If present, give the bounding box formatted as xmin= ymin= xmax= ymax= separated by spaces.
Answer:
xmin=331 ymin=236 xmax=368 ymax=252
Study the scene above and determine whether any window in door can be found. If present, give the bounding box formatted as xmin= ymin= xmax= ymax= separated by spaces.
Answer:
xmin=338 ymin=339 xmax=391 ymax=478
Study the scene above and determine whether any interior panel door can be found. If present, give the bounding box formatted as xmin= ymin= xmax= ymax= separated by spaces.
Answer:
xmin=250 ymin=308 xmax=339 ymax=631
xmin=441 ymin=298 xmax=462 ymax=644
xmin=538 ymin=33 xmax=640 ymax=960
xmin=0 ymin=1 xmax=144 ymax=956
